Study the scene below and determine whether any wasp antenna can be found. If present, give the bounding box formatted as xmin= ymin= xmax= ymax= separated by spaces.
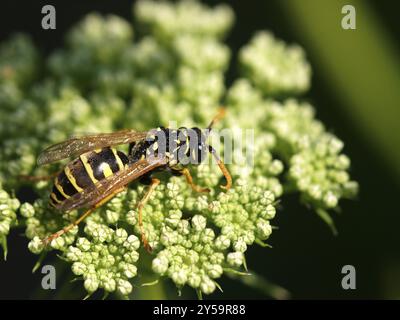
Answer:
xmin=207 ymin=145 xmax=232 ymax=190
xmin=207 ymin=107 xmax=227 ymax=131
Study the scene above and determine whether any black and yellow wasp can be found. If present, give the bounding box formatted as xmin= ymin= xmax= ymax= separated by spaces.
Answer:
xmin=36 ymin=110 xmax=232 ymax=250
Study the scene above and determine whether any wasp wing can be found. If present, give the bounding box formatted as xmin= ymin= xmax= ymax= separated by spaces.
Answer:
xmin=55 ymin=156 xmax=167 ymax=212
xmin=38 ymin=130 xmax=149 ymax=166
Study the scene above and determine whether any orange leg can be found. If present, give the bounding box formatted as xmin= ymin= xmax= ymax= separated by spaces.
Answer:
xmin=179 ymin=168 xmax=210 ymax=193
xmin=207 ymin=107 xmax=226 ymax=130
xmin=216 ymin=159 xmax=232 ymax=190
xmin=137 ymin=178 xmax=160 ymax=252
xmin=42 ymin=187 xmax=126 ymax=245
xmin=207 ymin=145 xmax=232 ymax=190
xmin=204 ymin=108 xmax=233 ymax=190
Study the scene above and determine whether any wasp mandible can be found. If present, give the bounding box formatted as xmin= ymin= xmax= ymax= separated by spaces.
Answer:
xmin=36 ymin=110 xmax=231 ymax=250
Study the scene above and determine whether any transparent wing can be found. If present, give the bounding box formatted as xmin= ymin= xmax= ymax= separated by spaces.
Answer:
xmin=55 ymin=156 xmax=167 ymax=212
xmin=38 ymin=130 xmax=148 ymax=166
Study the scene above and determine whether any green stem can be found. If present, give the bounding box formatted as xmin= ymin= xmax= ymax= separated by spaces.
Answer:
xmin=131 ymin=250 xmax=168 ymax=300
xmin=227 ymin=269 xmax=290 ymax=300
xmin=0 ymin=235 xmax=8 ymax=261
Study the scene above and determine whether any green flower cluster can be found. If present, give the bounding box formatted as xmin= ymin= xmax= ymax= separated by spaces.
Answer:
xmin=239 ymin=31 xmax=311 ymax=95
xmin=135 ymin=0 xmax=234 ymax=41
xmin=152 ymin=215 xmax=225 ymax=295
xmin=209 ymin=184 xmax=276 ymax=249
xmin=0 ymin=181 xmax=20 ymax=259
xmin=288 ymin=133 xmax=358 ymax=209
xmin=0 ymin=35 xmax=41 ymax=187
xmin=0 ymin=0 xmax=358 ymax=298
xmin=49 ymin=13 xmax=134 ymax=97
xmin=225 ymin=78 xmax=358 ymax=217
xmin=0 ymin=34 xmax=38 ymax=93
xmin=65 ymin=223 xmax=140 ymax=297
xmin=22 ymin=200 xmax=78 ymax=253
xmin=265 ymin=100 xmax=358 ymax=212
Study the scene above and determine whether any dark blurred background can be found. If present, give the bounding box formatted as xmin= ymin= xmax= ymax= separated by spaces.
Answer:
xmin=0 ymin=0 xmax=399 ymax=299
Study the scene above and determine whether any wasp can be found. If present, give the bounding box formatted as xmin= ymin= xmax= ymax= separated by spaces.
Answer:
xmin=36 ymin=110 xmax=231 ymax=250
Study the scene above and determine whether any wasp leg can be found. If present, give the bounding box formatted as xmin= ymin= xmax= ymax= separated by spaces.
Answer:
xmin=207 ymin=107 xmax=226 ymax=130
xmin=42 ymin=186 xmax=126 ymax=245
xmin=19 ymin=171 xmax=60 ymax=182
xmin=172 ymin=168 xmax=210 ymax=193
xmin=207 ymin=145 xmax=232 ymax=190
xmin=215 ymin=160 xmax=232 ymax=190
xmin=137 ymin=178 xmax=160 ymax=252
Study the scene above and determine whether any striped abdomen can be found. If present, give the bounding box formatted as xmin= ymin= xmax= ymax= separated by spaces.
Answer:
xmin=50 ymin=147 xmax=129 ymax=208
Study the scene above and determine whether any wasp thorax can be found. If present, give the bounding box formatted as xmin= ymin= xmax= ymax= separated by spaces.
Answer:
xmin=133 ymin=127 xmax=208 ymax=166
